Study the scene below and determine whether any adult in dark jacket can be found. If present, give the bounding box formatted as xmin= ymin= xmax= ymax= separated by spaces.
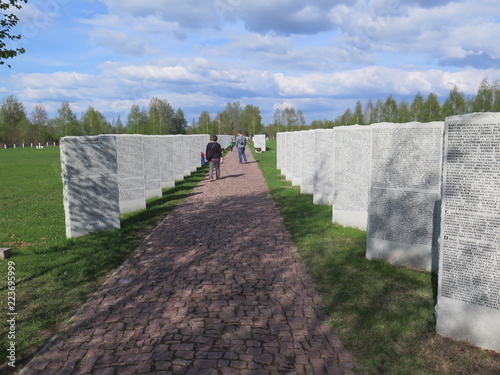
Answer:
xmin=205 ymin=135 xmax=223 ymax=181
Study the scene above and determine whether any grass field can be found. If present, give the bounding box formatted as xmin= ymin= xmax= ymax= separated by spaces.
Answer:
xmin=0 ymin=146 xmax=208 ymax=371
xmin=253 ymin=140 xmax=500 ymax=375
xmin=1 ymin=143 xmax=499 ymax=374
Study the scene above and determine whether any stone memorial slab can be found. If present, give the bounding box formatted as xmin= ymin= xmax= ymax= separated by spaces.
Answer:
xmin=60 ymin=136 xmax=120 ymax=238
xmin=313 ymin=129 xmax=335 ymax=205
xmin=300 ymin=130 xmax=316 ymax=195
xmin=285 ymin=132 xmax=297 ymax=183
xmin=281 ymin=132 xmax=290 ymax=179
xmin=333 ymin=125 xmax=371 ymax=230
xmin=366 ymin=122 xmax=444 ymax=272
xmin=0 ymin=247 xmax=12 ymax=259
xmin=276 ymin=132 xmax=284 ymax=172
xmin=253 ymin=134 xmax=266 ymax=152
xmin=142 ymin=136 xmax=162 ymax=199
xmin=217 ymin=135 xmax=232 ymax=150
xmin=173 ymin=135 xmax=184 ymax=180
xmin=159 ymin=136 xmax=175 ymax=189
xmin=281 ymin=132 xmax=292 ymax=180
xmin=189 ymin=135 xmax=198 ymax=172
xmin=182 ymin=135 xmax=192 ymax=176
xmin=291 ymin=131 xmax=303 ymax=187
xmin=114 ymin=135 xmax=146 ymax=214
xmin=436 ymin=113 xmax=500 ymax=353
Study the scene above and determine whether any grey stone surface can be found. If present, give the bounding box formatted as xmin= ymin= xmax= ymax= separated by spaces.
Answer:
xmin=281 ymin=132 xmax=291 ymax=178
xmin=366 ymin=122 xmax=444 ymax=272
xmin=300 ymin=130 xmax=317 ymax=195
xmin=291 ymin=131 xmax=303 ymax=186
xmin=159 ymin=136 xmax=175 ymax=189
xmin=0 ymin=247 xmax=12 ymax=259
xmin=313 ymin=129 xmax=335 ymax=205
xmin=253 ymin=134 xmax=266 ymax=152
xmin=285 ymin=132 xmax=295 ymax=182
xmin=173 ymin=135 xmax=184 ymax=181
xmin=217 ymin=134 xmax=233 ymax=150
xmin=114 ymin=134 xmax=146 ymax=214
xmin=276 ymin=132 xmax=284 ymax=171
xmin=333 ymin=125 xmax=371 ymax=230
xmin=436 ymin=112 xmax=500 ymax=353
xmin=182 ymin=135 xmax=192 ymax=176
xmin=60 ymin=136 xmax=120 ymax=238
xmin=143 ymin=136 xmax=162 ymax=199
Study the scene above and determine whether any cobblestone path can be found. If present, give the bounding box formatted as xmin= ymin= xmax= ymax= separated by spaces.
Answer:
xmin=19 ymin=146 xmax=354 ymax=375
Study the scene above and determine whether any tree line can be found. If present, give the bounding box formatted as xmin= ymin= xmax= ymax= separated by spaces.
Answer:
xmin=306 ymin=78 xmax=500 ymax=132
xmin=0 ymin=96 xmax=188 ymax=146
xmin=1 ymin=77 xmax=499 ymax=146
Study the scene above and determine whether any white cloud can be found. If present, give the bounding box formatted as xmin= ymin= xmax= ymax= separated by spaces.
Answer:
xmin=88 ymin=28 xmax=158 ymax=55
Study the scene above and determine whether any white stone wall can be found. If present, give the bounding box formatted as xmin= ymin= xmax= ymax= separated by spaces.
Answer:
xmin=300 ymin=130 xmax=316 ymax=195
xmin=312 ymin=129 xmax=335 ymax=205
xmin=253 ymin=134 xmax=266 ymax=152
xmin=114 ymin=134 xmax=146 ymax=214
xmin=159 ymin=136 xmax=175 ymax=189
xmin=60 ymin=136 xmax=121 ymax=238
xmin=366 ymin=122 xmax=444 ymax=272
xmin=436 ymin=112 xmax=500 ymax=353
xmin=333 ymin=126 xmax=371 ymax=230
xmin=143 ymin=135 xmax=163 ymax=199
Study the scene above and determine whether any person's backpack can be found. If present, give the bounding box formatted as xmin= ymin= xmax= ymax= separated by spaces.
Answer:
xmin=206 ymin=144 xmax=213 ymax=161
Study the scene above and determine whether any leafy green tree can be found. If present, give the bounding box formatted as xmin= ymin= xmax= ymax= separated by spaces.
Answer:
xmin=353 ymin=101 xmax=364 ymax=125
xmin=339 ymin=108 xmax=353 ymax=125
xmin=423 ymin=92 xmax=441 ymax=122
xmin=148 ymin=97 xmax=174 ymax=134
xmin=0 ymin=0 xmax=28 ymax=67
xmin=0 ymin=94 xmax=27 ymax=144
xmin=397 ymin=99 xmax=410 ymax=123
xmin=54 ymin=102 xmax=80 ymax=138
xmin=472 ymin=78 xmax=493 ymax=112
xmin=222 ymin=102 xmax=242 ymax=135
xmin=372 ymin=99 xmax=384 ymax=123
xmin=410 ymin=92 xmax=425 ymax=121
xmin=441 ymin=86 xmax=466 ymax=118
xmin=363 ymin=99 xmax=374 ymax=124
xmin=383 ymin=94 xmax=398 ymax=122
xmin=281 ymin=107 xmax=297 ymax=130
xmin=272 ymin=108 xmax=283 ymax=133
xmin=214 ymin=111 xmax=230 ymax=135
xmin=114 ymin=115 xmax=125 ymax=134
xmin=172 ymin=108 xmax=187 ymax=134
xmin=198 ymin=110 xmax=213 ymax=135
xmin=492 ymin=79 xmax=500 ymax=112
xmin=239 ymin=104 xmax=263 ymax=136
xmin=125 ymin=104 xmax=148 ymax=134
xmin=81 ymin=106 xmax=111 ymax=135
xmin=30 ymin=104 xmax=51 ymax=143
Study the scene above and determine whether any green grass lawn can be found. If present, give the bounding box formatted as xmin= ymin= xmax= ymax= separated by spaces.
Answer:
xmin=251 ymin=140 xmax=500 ymax=375
xmin=0 ymin=147 xmax=208 ymax=371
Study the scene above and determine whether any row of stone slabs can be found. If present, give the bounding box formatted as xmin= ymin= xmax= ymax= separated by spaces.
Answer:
xmin=276 ymin=112 xmax=500 ymax=354
xmin=61 ymin=134 xmax=216 ymax=239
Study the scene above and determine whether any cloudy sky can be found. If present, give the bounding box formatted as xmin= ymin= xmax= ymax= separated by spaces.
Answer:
xmin=2 ymin=0 xmax=500 ymax=125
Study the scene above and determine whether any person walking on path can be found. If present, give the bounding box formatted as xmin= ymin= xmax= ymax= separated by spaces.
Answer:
xmin=229 ymin=138 xmax=235 ymax=152
xmin=236 ymin=130 xmax=248 ymax=163
xmin=205 ymin=135 xmax=223 ymax=181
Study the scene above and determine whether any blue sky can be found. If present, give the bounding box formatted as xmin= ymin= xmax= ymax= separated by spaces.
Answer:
xmin=1 ymin=0 xmax=500 ymax=125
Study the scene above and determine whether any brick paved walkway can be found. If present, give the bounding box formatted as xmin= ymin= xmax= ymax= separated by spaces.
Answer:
xmin=19 ymin=147 xmax=354 ymax=375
